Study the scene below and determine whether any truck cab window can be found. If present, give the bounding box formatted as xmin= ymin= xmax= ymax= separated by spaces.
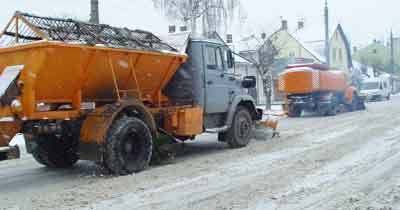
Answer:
xmin=206 ymin=46 xmax=217 ymax=70
xmin=216 ymin=48 xmax=224 ymax=70
xmin=206 ymin=46 xmax=224 ymax=70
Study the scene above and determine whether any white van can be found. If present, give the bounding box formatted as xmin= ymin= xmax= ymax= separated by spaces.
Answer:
xmin=360 ymin=76 xmax=391 ymax=101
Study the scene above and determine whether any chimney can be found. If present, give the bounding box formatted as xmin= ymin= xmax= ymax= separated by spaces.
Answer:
xmin=226 ymin=34 xmax=233 ymax=43
xmin=261 ymin=32 xmax=267 ymax=40
xmin=169 ymin=25 xmax=176 ymax=33
xmin=281 ymin=20 xmax=288 ymax=30
xmin=297 ymin=20 xmax=304 ymax=30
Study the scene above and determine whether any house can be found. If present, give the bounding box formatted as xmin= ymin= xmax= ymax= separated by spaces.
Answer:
xmin=329 ymin=24 xmax=353 ymax=73
xmin=237 ymin=21 xmax=330 ymax=105
xmin=265 ymin=23 xmax=356 ymax=104
xmin=269 ymin=25 xmax=326 ymax=63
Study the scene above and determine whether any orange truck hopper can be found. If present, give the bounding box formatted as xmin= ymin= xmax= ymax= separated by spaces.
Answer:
xmin=279 ymin=67 xmax=348 ymax=94
xmin=278 ymin=64 xmax=365 ymax=117
xmin=0 ymin=12 xmax=194 ymax=163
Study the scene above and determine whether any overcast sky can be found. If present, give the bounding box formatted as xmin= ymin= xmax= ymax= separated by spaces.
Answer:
xmin=0 ymin=0 xmax=399 ymax=47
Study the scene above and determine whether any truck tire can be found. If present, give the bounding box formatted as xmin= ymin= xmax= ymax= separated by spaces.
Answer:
xmin=31 ymin=134 xmax=79 ymax=168
xmin=357 ymin=96 xmax=366 ymax=110
xmin=325 ymin=94 xmax=338 ymax=116
xmin=327 ymin=104 xmax=337 ymax=116
xmin=225 ymin=106 xmax=253 ymax=148
xmin=104 ymin=117 xmax=153 ymax=175
xmin=288 ymin=105 xmax=302 ymax=117
xmin=0 ymin=152 xmax=7 ymax=161
xmin=346 ymin=97 xmax=357 ymax=112
xmin=348 ymin=93 xmax=365 ymax=111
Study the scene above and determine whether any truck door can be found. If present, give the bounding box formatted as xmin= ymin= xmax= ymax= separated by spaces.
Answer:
xmin=204 ymin=44 xmax=230 ymax=113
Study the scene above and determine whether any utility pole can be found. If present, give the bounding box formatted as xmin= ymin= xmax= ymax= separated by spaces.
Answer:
xmin=390 ymin=30 xmax=395 ymax=75
xmin=324 ymin=0 xmax=330 ymax=66
xmin=90 ymin=0 xmax=99 ymax=24
xmin=390 ymin=30 xmax=395 ymax=92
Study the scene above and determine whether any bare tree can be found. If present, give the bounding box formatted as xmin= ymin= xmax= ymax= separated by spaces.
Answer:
xmin=241 ymin=37 xmax=280 ymax=109
xmin=256 ymin=39 xmax=280 ymax=110
xmin=152 ymin=0 xmax=240 ymax=36
xmin=90 ymin=0 xmax=99 ymax=24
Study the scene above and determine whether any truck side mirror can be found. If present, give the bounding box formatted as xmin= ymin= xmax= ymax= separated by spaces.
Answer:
xmin=227 ymin=50 xmax=234 ymax=69
xmin=242 ymin=76 xmax=256 ymax=89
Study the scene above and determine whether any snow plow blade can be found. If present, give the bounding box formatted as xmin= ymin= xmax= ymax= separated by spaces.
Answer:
xmin=258 ymin=117 xmax=279 ymax=138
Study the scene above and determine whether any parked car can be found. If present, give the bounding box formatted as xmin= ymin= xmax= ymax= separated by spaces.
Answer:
xmin=360 ymin=76 xmax=391 ymax=101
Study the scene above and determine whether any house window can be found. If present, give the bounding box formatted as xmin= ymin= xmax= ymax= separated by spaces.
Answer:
xmin=338 ymin=49 xmax=343 ymax=63
xmin=332 ymin=48 xmax=337 ymax=62
xmin=206 ymin=46 xmax=224 ymax=70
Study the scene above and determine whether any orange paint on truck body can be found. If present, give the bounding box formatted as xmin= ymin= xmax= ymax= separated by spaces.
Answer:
xmin=0 ymin=41 xmax=187 ymax=120
xmin=279 ymin=67 xmax=348 ymax=94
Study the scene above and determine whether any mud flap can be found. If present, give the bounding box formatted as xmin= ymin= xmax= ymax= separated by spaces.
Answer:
xmin=0 ymin=121 xmax=21 ymax=151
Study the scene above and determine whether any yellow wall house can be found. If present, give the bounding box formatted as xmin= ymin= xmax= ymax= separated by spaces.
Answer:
xmin=264 ymin=26 xmax=326 ymax=103
xmin=238 ymin=22 xmax=353 ymax=104
xmin=269 ymin=29 xmax=325 ymax=63
xmin=329 ymin=24 xmax=353 ymax=73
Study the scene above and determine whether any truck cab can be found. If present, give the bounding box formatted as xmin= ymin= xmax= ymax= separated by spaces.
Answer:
xmin=164 ymin=33 xmax=262 ymax=143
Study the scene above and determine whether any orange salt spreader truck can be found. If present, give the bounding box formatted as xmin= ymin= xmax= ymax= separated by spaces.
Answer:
xmin=0 ymin=12 xmax=277 ymax=174
xmin=278 ymin=63 xmax=365 ymax=117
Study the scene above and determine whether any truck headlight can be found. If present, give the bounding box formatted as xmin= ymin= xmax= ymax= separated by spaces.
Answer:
xmin=10 ymin=99 xmax=23 ymax=113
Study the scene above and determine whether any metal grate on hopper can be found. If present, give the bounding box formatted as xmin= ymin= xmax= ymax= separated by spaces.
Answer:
xmin=0 ymin=11 xmax=177 ymax=52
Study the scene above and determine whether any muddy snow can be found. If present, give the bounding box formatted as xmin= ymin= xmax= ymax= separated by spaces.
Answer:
xmin=1 ymin=98 xmax=400 ymax=210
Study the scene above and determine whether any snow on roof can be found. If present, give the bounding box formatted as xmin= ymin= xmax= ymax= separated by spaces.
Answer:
xmin=267 ymin=29 xmax=326 ymax=64
xmin=159 ymin=32 xmax=191 ymax=54
xmin=234 ymin=53 xmax=252 ymax=64
xmin=297 ymin=40 xmax=326 ymax=63
xmin=292 ymin=22 xmax=325 ymax=44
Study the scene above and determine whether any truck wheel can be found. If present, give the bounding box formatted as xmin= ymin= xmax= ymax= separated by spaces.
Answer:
xmin=327 ymin=104 xmax=337 ymax=116
xmin=357 ymin=96 xmax=366 ymax=110
xmin=0 ymin=152 xmax=7 ymax=161
xmin=346 ymin=97 xmax=357 ymax=112
xmin=226 ymin=106 xmax=253 ymax=148
xmin=104 ymin=117 xmax=153 ymax=175
xmin=325 ymin=94 xmax=338 ymax=116
xmin=30 ymin=134 xmax=79 ymax=168
xmin=288 ymin=105 xmax=302 ymax=117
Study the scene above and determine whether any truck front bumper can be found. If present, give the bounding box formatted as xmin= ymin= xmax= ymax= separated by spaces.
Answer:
xmin=365 ymin=95 xmax=381 ymax=101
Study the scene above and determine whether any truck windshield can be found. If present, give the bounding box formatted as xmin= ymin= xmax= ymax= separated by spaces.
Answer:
xmin=362 ymin=82 xmax=379 ymax=90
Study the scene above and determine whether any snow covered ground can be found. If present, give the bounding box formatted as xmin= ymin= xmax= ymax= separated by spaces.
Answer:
xmin=0 ymin=97 xmax=399 ymax=210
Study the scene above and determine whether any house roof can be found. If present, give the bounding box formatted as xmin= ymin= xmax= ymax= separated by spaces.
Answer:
xmin=271 ymin=29 xmax=326 ymax=63
xmin=332 ymin=24 xmax=353 ymax=68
